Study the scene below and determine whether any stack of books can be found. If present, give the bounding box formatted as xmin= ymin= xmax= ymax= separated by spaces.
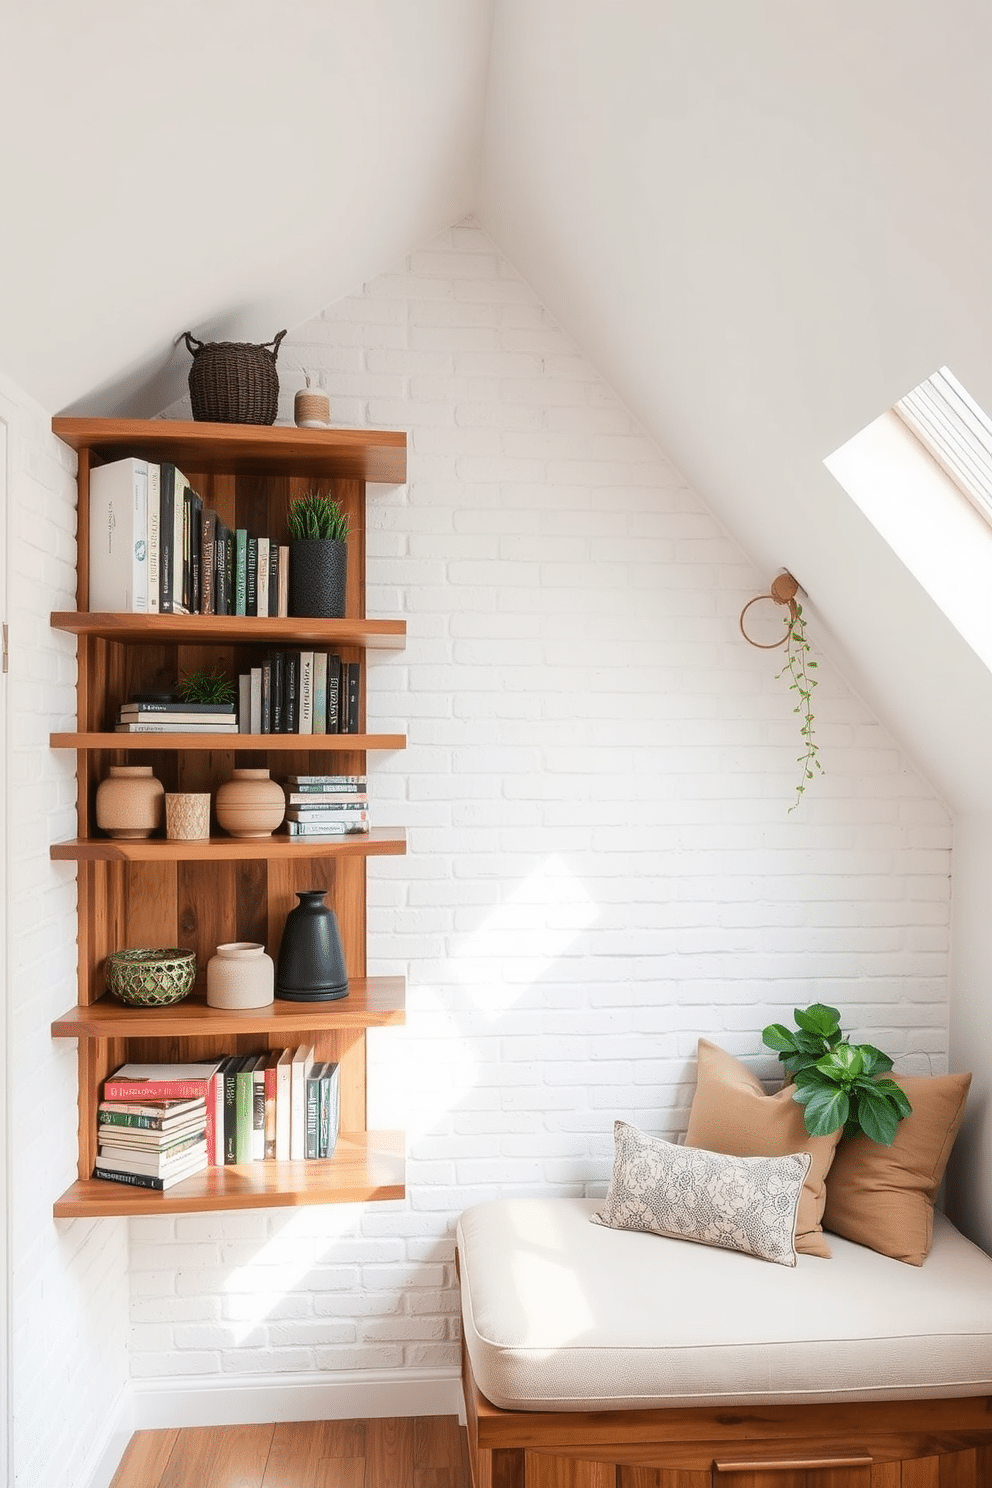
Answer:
xmin=92 ymin=1053 xmax=340 ymax=1187
xmin=283 ymin=775 xmax=369 ymax=837
xmin=87 ymin=454 xmax=290 ymax=618
xmin=94 ymin=1094 xmax=210 ymax=1191
xmin=115 ymin=699 xmax=239 ymax=734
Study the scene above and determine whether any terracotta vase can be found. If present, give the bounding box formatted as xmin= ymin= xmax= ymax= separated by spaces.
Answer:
xmin=276 ymin=890 xmax=349 ymax=1001
xmin=95 ymin=765 xmax=164 ymax=839
xmin=215 ymin=767 xmax=285 ymax=838
xmin=206 ymin=942 xmax=274 ymax=1009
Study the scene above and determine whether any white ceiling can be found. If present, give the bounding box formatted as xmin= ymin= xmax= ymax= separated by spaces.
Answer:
xmin=5 ymin=0 xmax=992 ymax=810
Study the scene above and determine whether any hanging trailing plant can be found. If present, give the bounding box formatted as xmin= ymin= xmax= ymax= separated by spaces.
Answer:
xmin=739 ymin=571 xmax=823 ymax=811
xmin=777 ymin=601 xmax=822 ymax=811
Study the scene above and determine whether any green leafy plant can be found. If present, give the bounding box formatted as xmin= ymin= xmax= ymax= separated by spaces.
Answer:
xmin=762 ymin=1003 xmax=912 ymax=1145
xmin=177 ymin=664 xmax=236 ymax=706
xmin=776 ymin=602 xmax=822 ymax=811
xmin=287 ymin=491 xmax=350 ymax=543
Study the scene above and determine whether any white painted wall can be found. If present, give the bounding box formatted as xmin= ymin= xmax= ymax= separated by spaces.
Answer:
xmin=0 ymin=369 xmax=130 ymax=1485
xmin=129 ymin=223 xmax=954 ymax=1417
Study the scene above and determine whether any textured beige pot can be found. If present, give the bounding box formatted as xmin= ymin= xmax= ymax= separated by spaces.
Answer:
xmin=95 ymin=765 xmax=164 ymax=839
xmin=206 ymin=942 xmax=274 ymax=1009
xmin=215 ymin=767 xmax=285 ymax=837
xmin=165 ymin=792 xmax=211 ymax=841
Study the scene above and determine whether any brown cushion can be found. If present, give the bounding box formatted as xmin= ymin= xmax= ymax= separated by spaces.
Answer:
xmin=685 ymin=1039 xmax=842 ymax=1258
xmin=822 ymin=1072 xmax=971 ymax=1265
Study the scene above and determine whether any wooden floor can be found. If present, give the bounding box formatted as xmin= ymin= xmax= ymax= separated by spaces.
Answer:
xmin=108 ymin=1415 xmax=471 ymax=1488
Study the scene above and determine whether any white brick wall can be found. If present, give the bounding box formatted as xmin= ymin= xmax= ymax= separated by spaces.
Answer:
xmin=136 ymin=220 xmax=952 ymax=1390
xmin=0 ymin=370 xmax=130 ymax=1487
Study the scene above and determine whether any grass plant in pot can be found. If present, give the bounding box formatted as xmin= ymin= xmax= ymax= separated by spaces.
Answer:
xmin=287 ymin=491 xmax=350 ymax=619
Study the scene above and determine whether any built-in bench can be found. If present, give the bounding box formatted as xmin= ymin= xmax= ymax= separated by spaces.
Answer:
xmin=457 ymin=1197 xmax=992 ymax=1487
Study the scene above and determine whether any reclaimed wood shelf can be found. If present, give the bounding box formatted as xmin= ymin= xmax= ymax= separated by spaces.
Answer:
xmin=51 ymin=732 xmax=407 ymax=753
xmin=51 ymin=417 xmax=406 ymax=484
xmin=50 ymin=827 xmax=406 ymax=863
xmin=50 ymin=612 xmax=406 ymax=649
xmin=51 ymin=417 xmax=409 ymax=1218
xmin=51 ymin=978 xmax=406 ymax=1038
xmin=53 ymin=1131 xmax=406 ymax=1218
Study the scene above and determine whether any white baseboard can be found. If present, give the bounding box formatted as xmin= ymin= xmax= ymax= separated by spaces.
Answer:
xmin=83 ymin=1367 xmax=464 ymax=1486
xmin=132 ymin=1366 xmax=464 ymax=1430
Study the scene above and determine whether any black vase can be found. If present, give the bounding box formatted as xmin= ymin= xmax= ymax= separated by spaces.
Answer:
xmin=289 ymin=539 xmax=347 ymax=618
xmin=275 ymin=890 xmax=349 ymax=1001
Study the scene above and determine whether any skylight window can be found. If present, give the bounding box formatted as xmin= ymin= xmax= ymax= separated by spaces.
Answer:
xmin=893 ymin=367 xmax=992 ymax=526
xmin=824 ymin=366 xmax=992 ymax=677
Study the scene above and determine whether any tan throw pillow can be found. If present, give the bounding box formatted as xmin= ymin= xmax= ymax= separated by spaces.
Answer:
xmin=685 ymin=1039 xmax=842 ymax=1258
xmin=592 ymin=1120 xmax=810 ymax=1267
xmin=822 ymin=1072 xmax=971 ymax=1265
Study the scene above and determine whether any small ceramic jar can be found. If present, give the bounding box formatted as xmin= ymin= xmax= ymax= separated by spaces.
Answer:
xmin=206 ymin=942 xmax=274 ymax=1009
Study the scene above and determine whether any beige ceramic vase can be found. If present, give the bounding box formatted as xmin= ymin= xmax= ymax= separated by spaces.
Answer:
xmin=95 ymin=765 xmax=165 ymax=839
xmin=206 ymin=942 xmax=274 ymax=1009
xmin=215 ymin=767 xmax=285 ymax=837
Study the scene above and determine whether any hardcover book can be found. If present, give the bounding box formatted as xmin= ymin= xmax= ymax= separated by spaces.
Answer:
xmin=234 ymin=528 xmax=248 ymax=617
xmin=246 ymin=534 xmax=258 ymax=617
xmin=158 ymin=462 xmax=179 ymax=613
xmin=146 ymin=462 xmax=161 ymax=614
xmin=271 ymin=651 xmax=286 ymax=733
xmin=88 ymin=456 xmax=149 ymax=613
xmin=345 ymin=661 xmax=361 ymax=734
xmin=256 ymin=536 xmax=270 ymax=618
xmin=200 ymin=508 xmax=217 ymax=615
xmin=290 ymin=1045 xmax=315 ymax=1161
xmin=326 ymin=655 xmax=342 ymax=733
xmin=299 ymin=651 xmax=314 ymax=735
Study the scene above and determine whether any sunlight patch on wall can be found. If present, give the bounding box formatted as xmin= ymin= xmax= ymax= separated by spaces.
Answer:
xmin=447 ymin=854 xmax=601 ymax=1018
xmin=222 ymin=1204 xmax=363 ymax=1345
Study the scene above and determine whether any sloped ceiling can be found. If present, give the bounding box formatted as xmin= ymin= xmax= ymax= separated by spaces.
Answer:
xmin=0 ymin=0 xmax=494 ymax=416
xmin=5 ymin=0 xmax=992 ymax=809
xmin=479 ymin=0 xmax=992 ymax=815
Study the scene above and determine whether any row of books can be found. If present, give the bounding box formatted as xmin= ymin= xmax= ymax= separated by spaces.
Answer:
xmin=93 ymin=1053 xmax=341 ymax=1190
xmin=89 ymin=454 xmax=292 ymax=617
xmin=238 ymin=653 xmax=361 ymax=735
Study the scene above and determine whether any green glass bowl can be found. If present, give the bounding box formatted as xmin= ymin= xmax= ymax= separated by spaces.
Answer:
xmin=105 ymin=947 xmax=196 ymax=1008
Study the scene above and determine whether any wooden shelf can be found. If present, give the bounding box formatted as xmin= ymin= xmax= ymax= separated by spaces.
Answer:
xmin=52 ymin=979 xmax=406 ymax=1037
xmin=51 ymin=732 xmax=407 ymax=753
xmin=51 ymin=415 xmax=409 ymax=1217
xmin=50 ymin=612 xmax=406 ymax=649
xmin=53 ymin=1131 xmax=406 ymax=1217
xmin=52 ymin=418 xmax=407 ymax=484
xmin=50 ymin=827 xmax=406 ymax=863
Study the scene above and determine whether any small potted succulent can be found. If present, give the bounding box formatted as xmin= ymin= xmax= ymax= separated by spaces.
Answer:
xmin=177 ymin=664 xmax=237 ymax=706
xmin=287 ymin=491 xmax=350 ymax=618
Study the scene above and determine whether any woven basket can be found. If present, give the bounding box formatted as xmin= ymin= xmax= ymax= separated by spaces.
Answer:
xmin=105 ymin=947 xmax=196 ymax=1007
xmin=183 ymin=329 xmax=287 ymax=424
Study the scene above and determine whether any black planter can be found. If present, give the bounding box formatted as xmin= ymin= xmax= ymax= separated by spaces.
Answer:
xmin=276 ymin=890 xmax=349 ymax=1001
xmin=289 ymin=539 xmax=347 ymax=618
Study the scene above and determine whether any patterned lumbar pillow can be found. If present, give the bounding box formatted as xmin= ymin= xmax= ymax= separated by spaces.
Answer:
xmin=592 ymin=1120 xmax=811 ymax=1267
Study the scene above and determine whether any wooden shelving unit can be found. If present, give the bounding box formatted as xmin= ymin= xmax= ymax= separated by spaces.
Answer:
xmin=49 ymin=417 xmax=408 ymax=1218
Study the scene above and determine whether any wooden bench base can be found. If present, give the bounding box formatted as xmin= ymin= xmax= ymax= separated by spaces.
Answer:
xmin=463 ymin=1344 xmax=992 ymax=1488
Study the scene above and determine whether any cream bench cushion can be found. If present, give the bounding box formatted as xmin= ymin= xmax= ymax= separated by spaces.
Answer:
xmin=457 ymin=1196 xmax=992 ymax=1412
